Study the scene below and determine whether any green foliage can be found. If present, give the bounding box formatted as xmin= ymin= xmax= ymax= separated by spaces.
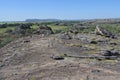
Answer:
xmin=49 ymin=25 xmax=70 ymax=33
xmin=72 ymin=24 xmax=120 ymax=34
xmin=102 ymin=24 xmax=120 ymax=33
xmin=5 ymin=28 xmax=13 ymax=33
xmin=54 ymin=30 xmax=63 ymax=34
xmin=31 ymin=25 xmax=70 ymax=34
xmin=0 ymin=27 xmax=15 ymax=33
xmin=0 ymin=22 xmax=119 ymax=48
xmin=0 ymin=23 xmax=7 ymax=28
xmin=77 ymin=26 xmax=95 ymax=33
xmin=31 ymin=25 xmax=39 ymax=29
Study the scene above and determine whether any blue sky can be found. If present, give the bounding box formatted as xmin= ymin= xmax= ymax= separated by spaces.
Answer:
xmin=0 ymin=0 xmax=120 ymax=21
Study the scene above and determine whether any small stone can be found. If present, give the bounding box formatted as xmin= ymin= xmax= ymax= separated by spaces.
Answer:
xmin=23 ymin=40 xmax=30 ymax=43
xmin=91 ymin=69 xmax=100 ymax=73
xmin=110 ymin=42 xmax=117 ymax=45
xmin=51 ymin=55 xmax=64 ymax=60
xmin=90 ymin=41 xmax=98 ymax=44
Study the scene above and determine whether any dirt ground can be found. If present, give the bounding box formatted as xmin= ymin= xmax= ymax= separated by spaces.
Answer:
xmin=0 ymin=33 xmax=120 ymax=80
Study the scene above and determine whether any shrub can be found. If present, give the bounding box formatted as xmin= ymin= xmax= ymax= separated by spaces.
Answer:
xmin=0 ymin=23 xmax=7 ymax=28
xmin=5 ymin=29 xmax=13 ymax=33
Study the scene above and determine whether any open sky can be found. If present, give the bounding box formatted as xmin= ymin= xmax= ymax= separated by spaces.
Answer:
xmin=0 ymin=0 xmax=120 ymax=21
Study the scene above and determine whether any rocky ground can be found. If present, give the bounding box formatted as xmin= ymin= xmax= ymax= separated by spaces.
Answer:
xmin=0 ymin=33 xmax=120 ymax=80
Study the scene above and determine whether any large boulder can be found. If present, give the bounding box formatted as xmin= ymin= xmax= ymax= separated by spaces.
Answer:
xmin=13 ymin=24 xmax=31 ymax=35
xmin=17 ymin=24 xmax=31 ymax=30
xmin=59 ymin=32 xmax=72 ymax=40
xmin=95 ymin=25 xmax=115 ymax=38
xmin=72 ymin=24 xmax=89 ymax=30
xmin=33 ymin=25 xmax=54 ymax=35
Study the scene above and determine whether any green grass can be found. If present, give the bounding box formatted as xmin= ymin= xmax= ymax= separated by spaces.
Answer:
xmin=74 ymin=26 xmax=95 ymax=34
xmin=0 ymin=23 xmax=119 ymax=48
xmin=31 ymin=25 xmax=39 ymax=29
xmin=0 ymin=26 xmax=16 ymax=48
xmin=0 ymin=27 xmax=15 ymax=33
xmin=102 ymin=24 xmax=120 ymax=33
xmin=77 ymin=24 xmax=120 ymax=34
xmin=0 ymin=24 xmax=70 ymax=48
xmin=0 ymin=22 xmax=5 ymax=24
xmin=0 ymin=25 xmax=38 ymax=34
xmin=49 ymin=25 xmax=70 ymax=33
xmin=31 ymin=25 xmax=70 ymax=33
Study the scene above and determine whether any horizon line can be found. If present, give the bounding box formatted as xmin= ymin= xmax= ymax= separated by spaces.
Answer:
xmin=1 ymin=17 xmax=120 ymax=22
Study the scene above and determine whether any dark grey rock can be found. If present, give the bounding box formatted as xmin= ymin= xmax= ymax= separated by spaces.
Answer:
xmin=95 ymin=25 xmax=116 ymax=39
xmin=90 ymin=41 xmax=98 ymax=44
xmin=0 ymin=63 xmax=5 ymax=68
xmin=51 ymin=55 xmax=64 ymax=60
xmin=13 ymin=24 xmax=31 ymax=34
xmin=33 ymin=25 xmax=54 ymax=35
xmin=72 ymin=24 xmax=89 ymax=30
xmin=60 ymin=33 xmax=72 ymax=40
xmin=23 ymin=40 xmax=30 ymax=43
xmin=110 ymin=42 xmax=117 ymax=45
xmin=91 ymin=69 xmax=101 ymax=73
xmin=101 ymin=50 xmax=120 ymax=57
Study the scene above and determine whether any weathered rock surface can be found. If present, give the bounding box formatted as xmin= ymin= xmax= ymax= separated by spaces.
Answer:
xmin=73 ymin=24 xmax=89 ymax=30
xmin=0 ymin=33 xmax=120 ymax=80
xmin=95 ymin=25 xmax=115 ymax=38
xmin=33 ymin=25 xmax=54 ymax=35
xmin=59 ymin=32 xmax=72 ymax=39
xmin=13 ymin=24 xmax=31 ymax=34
